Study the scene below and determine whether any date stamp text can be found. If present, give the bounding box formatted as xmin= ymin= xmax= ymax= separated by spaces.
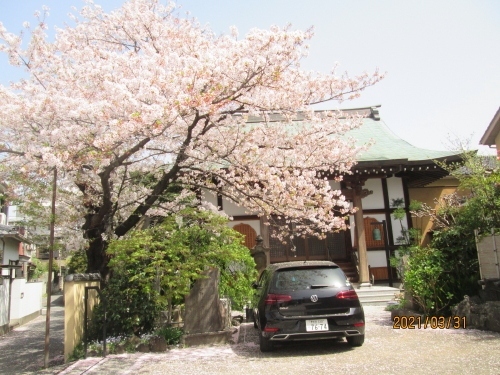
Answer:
xmin=393 ymin=316 xmax=466 ymax=329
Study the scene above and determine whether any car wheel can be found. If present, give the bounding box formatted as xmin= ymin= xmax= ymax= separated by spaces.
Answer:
xmin=346 ymin=334 xmax=364 ymax=347
xmin=259 ymin=332 xmax=275 ymax=352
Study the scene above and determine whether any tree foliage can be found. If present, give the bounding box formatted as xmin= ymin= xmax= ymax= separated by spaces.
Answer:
xmin=401 ymin=246 xmax=450 ymax=316
xmin=0 ymin=0 xmax=381 ymax=276
xmin=107 ymin=207 xmax=257 ymax=308
xmin=66 ymin=248 xmax=88 ymax=274
xmin=89 ymin=207 xmax=256 ymax=339
xmin=89 ymin=262 xmax=164 ymax=339
xmin=393 ymin=153 xmax=497 ymax=315
xmin=28 ymin=257 xmax=47 ymax=281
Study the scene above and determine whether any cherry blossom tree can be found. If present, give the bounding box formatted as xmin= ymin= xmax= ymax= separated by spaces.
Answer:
xmin=0 ymin=0 xmax=382 ymax=277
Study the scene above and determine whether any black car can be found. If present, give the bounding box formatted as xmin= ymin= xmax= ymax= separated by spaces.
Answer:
xmin=252 ymin=261 xmax=365 ymax=352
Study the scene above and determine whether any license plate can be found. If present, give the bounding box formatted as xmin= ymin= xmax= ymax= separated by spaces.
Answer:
xmin=306 ymin=319 xmax=329 ymax=332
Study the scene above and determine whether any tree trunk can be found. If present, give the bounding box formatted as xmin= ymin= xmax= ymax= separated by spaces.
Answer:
xmin=86 ymin=231 xmax=109 ymax=279
xmin=83 ymin=209 xmax=110 ymax=281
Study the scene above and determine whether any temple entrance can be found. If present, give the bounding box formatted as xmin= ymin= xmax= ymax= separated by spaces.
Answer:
xmin=267 ymin=217 xmax=348 ymax=263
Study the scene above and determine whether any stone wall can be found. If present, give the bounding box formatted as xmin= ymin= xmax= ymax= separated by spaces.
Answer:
xmin=452 ymin=279 xmax=500 ymax=333
xmin=182 ymin=268 xmax=233 ymax=346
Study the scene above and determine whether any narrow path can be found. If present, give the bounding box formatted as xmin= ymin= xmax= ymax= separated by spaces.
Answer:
xmin=0 ymin=294 xmax=65 ymax=375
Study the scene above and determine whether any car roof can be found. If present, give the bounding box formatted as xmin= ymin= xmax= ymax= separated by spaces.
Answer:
xmin=266 ymin=260 xmax=339 ymax=272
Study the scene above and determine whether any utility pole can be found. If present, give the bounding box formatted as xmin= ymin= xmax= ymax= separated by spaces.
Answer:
xmin=44 ymin=168 xmax=57 ymax=368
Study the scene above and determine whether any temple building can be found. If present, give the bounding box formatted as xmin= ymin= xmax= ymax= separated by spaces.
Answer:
xmin=203 ymin=105 xmax=462 ymax=285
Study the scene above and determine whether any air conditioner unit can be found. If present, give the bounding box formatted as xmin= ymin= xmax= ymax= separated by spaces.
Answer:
xmin=0 ymin=213 xmax=6 ymax=225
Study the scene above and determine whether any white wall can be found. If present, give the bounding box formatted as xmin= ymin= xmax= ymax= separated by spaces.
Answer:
xmin=9 ymin=279 xmax=43 ymax=320
xmin=1 ymin=237 xmax=20 ymax=277
xmin=346 ymin=176 xmax=409 ymax=273
xmin=387 ymin=176 xmax=405 ymax=206
xmin=367 ymin=250 xmax=388 ymax=268
xmin=0 ymin=278 xmax=9 ymax=328
xmin=362 ymin=179 xmax=384 ymax=209
xmin=328 ymin=180 xmax=342 ymax=191
xmin=221 ymin=197 xmax=252 ymax=216
xmin=6 ymin=205 xmax=24 ymax=225
xmin=200 ymin=189 xmax=218 ymax=208
xmin=201 ymin=189 xmax=254 ymax=216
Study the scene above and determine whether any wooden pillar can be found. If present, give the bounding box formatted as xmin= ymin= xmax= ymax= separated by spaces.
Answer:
xmin=344 ymin=177 xmax=372 ymax=288
xmin=352 ymin=187 xmax=371 ymax=287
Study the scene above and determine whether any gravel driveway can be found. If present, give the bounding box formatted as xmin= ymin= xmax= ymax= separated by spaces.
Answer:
xmin=36 ymin=305 xmax=500 ymax=375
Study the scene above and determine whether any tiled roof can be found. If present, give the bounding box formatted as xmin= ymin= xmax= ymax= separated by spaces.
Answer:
xmin=242 ymin=106 xmax=463 ymax=187
xmin=347 ymin=113 xmax=461 ymax=164
xmin=244 ymin=105 xmax=462 ymax=164
xmin=480 ymin=106 xmax=500 ymax=146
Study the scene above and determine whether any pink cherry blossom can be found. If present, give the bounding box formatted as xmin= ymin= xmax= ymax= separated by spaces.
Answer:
xmin=0 ymin=0 xmax=382 ymax=275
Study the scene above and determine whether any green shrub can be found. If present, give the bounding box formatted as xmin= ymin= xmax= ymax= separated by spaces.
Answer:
xmin=29 ymin=257 xmax=47 ymax=280
xmin=89 ymin=207 xmax=256 ymax=339
xmin=68 ymin=342 xmax=85 ymax=362
xmin=402 ymin=246 xmax=450 ymax=315
xmin=66 ymin=248 xmax=88 ymax=274
xmin=154 ymin=326 xmax=183 ymax=345
xmin=87 ymin=269 xmax=165 ymax=340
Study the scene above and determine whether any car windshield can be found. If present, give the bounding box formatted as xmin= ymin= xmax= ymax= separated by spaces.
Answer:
xmin=272 ymin=267 xmax=348 ymax=291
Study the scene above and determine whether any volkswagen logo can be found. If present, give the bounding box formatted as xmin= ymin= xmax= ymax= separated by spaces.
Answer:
xmin=310 ymin=295 xmax=318 ymax=302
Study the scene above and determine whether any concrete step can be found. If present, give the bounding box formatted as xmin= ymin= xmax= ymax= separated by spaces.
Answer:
xmin=354 ymin=286 xmax=400 ymax=306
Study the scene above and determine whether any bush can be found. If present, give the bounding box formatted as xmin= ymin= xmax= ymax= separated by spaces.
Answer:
xmin=154 ymin=326 xmax=183 ymax=345
xmin=88 ymin=269 xmax=165 ymax=340
xmin=66 ymin=248 xmax=88 ymax=274
xmin=29 ymin=257 xmax=47 ymax=280
xmin=401 ymin=246 xmax=450 ymax=315
xmin=89 ymin=207 xmax=256 ymax=339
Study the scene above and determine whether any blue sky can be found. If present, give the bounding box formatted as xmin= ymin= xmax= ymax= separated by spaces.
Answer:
xmin=1 ymin=0 xmax=499 ymax=154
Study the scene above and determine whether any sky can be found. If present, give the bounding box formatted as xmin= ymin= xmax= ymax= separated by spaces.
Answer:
xmin=0 ymin=0 xmax=498 ymax=155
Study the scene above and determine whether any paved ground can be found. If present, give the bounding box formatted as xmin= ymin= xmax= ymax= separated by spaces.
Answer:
xmin=2 ymin=303 xmax=500 ymax=375
xmin=0 ymin=294 xmax=65 ymax=375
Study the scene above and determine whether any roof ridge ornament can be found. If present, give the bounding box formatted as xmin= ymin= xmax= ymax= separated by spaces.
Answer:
xmin=370 ymin=107 xmax=380 ymax=121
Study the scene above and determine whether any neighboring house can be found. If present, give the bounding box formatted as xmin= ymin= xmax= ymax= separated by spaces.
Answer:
xmin=206 ymin=106 xmax=462 ymax=285
xmin=0 ymin=224 xmax=43 ymax=335
xmin=480 ymin=106 xmax=500 ymax=157
xmin=1 ymin=204 xmax=38 ymax=280
xmin=0 ymin=188 xmax=44 ymax=334
xmin=0 ymin=224 xmax=32 ymax=278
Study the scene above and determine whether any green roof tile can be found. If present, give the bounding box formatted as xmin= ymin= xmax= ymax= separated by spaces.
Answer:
xmin=347 ymin=117 xmax=459 ymax=163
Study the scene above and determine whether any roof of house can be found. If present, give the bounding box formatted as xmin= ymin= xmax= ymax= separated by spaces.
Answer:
xmin=0 ymin=224 xmax=33 ymax=244
xmin=348 ymin=106 xmax=461 ymax=164
xmin=480 ymin=106 xmax=500 ymax=146
xmin=245 ymin=105 xmax=462 ymax=186
xmin=346 ymin=107 xmax=463 ymax=187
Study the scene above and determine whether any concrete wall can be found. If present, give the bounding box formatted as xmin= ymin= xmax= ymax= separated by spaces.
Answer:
xmin=0 ymin=278 xmax=42 ymax=334
xmin=1 ymin=237 xmax=20 ymax=278
xmin=64 ymin=275 xmax=100 ymax=362
xmin=0 ymin=278 xmax=9 ymax=334
xmin=9 ymin=279 xmax=43 ymax=325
